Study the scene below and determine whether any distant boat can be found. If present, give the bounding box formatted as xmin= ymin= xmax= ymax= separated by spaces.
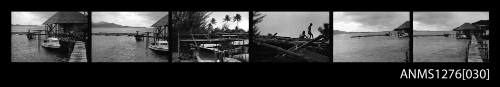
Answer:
xmin=41 ymin=37 xmax=61 ymax=49
xmin=398 ymin=33 xmax=409 ymax=38
xmin=149 ymin=41 xmax=169 ymax=52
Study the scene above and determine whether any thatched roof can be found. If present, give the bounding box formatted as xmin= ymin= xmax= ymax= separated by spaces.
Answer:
xmin=394 ymin=21 xmax=410 ymax=31
xmin=42 ymin=12 xmax=88 ymax=24
xmin=151 ymin=14 xmax=168 ymax=27
xmin=472 ymin=20 xmax=489 ymax=26
xmin=453 ymin=23 xmax=478 ymax=31
xmin=472 ymin=20 xmax=489 ymax=30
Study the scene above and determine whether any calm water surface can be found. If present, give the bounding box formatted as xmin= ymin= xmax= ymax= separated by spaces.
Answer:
xmin=413 ymin=31 xmax=468 ymax=62
xmin=333 ymin=32 xmax=409 ymax=62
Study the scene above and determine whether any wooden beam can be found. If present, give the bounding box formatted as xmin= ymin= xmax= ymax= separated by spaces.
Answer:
xmin=254 ymin=41 xmax=303 ymax=57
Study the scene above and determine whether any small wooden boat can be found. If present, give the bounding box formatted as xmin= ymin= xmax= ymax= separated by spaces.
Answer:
xmin=41 ymin=37 xmax=61 ymax=49
xmin=457 ymin=35 xmax=469 ymax=39
xmin=149 ymin=41 xmax=169 ymax=52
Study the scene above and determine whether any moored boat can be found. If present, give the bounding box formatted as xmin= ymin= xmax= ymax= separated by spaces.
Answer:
xmin=41 ymin=37 xmax=61 ymax=49
xmin=148 ymin=41 xmax=169 ymax=52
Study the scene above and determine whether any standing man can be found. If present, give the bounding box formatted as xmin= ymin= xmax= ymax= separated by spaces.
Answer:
xmin=308 ymin=23 xmax=313 ymax=39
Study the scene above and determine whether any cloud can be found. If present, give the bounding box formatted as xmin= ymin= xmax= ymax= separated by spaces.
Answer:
xmin=344 ymin=12 xmax=408 ymax=27
xmin=413 ymin=12 xmax=455 ymax=26
xmin=413 ymin=12 xmax=489 ymax=31
xmin=334 ymin=12 xmax=409 ymax=32
xmin=413 ymin=21 xmax=448 ymax=31
xmin=136 ymin=12 xmax=169 ymax=22
xmin=92 ymin=12 xmax=168 ymax=27
xmin=11 ymin=12 xmax=56 ymax=25
xmin=258 ymin=12 xmax=329 ymax=38
xmin=92 ymin=12 xmax=248 ymax=30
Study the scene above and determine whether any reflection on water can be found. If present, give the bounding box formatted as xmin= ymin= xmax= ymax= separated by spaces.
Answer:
xmin=333 ymin=32 xmax=409 ymax=62
xmin=11 ymin=35 xmax=67 ymax=62
xmin=92 ymin=35 xmax=169 ymax=62
xmin=413 ymin=31 xmax=468 ymax=62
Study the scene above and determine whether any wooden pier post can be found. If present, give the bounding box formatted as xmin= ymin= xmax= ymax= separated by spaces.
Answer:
xmin=135 ymin=31 xmax=143 ymax=41
xmin=405 ymin=51 xmax=412 ymax=62
xmin=37 ymin=32 xmax=41 ymax=48
xmin=145 ymin=32 xmax=152 ymax=48
xmin=27 ymin=29 xmax=32 ymax=39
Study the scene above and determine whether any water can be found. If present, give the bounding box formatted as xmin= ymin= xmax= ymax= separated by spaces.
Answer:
xmin=11 ymin=26 xmax=44 ymax=32
xmin=92 ymin=27 xmax=169 ymax=62
xmin=333 ymin=32 xmax=409 ymax=62
xmin=413 ymin=31 xmax=468 ymax=62
xmin=11 ymin=35 xmax=67 ymax=62
xmin=92 ymin=35 xmax=169 ymax=62
xmin=92 ymin=27 xmax=154 ymax=33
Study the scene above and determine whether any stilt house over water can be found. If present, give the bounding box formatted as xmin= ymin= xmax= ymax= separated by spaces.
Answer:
xmin=452 ymin=21 xmax=488 ymax=39
xmin=151 ymin=14 xmax=169 ymax=42
xmin=393 ymin=21 xmax=411 ymax=37
xmin=42 ymin=12 xmax=88 ymax=41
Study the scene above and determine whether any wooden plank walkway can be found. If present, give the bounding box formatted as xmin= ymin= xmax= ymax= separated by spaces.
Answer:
xmin=467 ymin=35 xmax=482 ymax=62
xmin=69 ymin=41 xmax=87 ymax=62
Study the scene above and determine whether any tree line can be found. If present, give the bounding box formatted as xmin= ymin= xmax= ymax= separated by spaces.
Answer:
xmin=171 ymin=12 xmax=247 ymax=35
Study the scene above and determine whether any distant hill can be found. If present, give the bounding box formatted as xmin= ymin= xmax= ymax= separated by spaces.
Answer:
xmin=334 ymin=30 xmax=398 ymax=34
xmin=413 ymin=30 xmax=453 ymax=32
xmin=11 ymin=24 xmax=42 ymax=27
xmin=92 ymin=22 xmax=127 ymax=28
xmin=92 ymin=22 xmax=145 ymax=28
xmin=333 ymin=30 xmax=348 ymax=34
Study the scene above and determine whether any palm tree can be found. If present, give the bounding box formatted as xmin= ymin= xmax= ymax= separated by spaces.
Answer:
xmin=171 ymin=12 xmax=210 ymax=34
xmin=223 ymin=15 xmax=231 ymax=32
xmin=233 ymin=14 xmax=242 ymax=29
xmin=210 ymin=18 xmax=217 ymax=26
xmin=208 ymin=18 xmax=217 ymax=33
xmin=251 ymin=11 xmax=266 ymax=36
xmin=223 ymin=14 xmax=231 ymax=23
xmin=207 ymin=23 xmax=213 ymax=33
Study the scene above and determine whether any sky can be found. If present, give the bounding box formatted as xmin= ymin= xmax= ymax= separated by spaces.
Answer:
xmin=11 ymin=12 xmax=56 ymax=25
xmin=334 ymin=12 xmax=409 ymax=32
xmin=208 ymin=12 xmax=249 ymax=31
xmin=257 ymin=12 xmax=329 ymax=38
xmin=413 ymin=12 xmax=489 ymax=31
xmin=92 ymin=12 xmax=248 ymax=31
xmin=92 ymin=12 xmax=168 ymax=27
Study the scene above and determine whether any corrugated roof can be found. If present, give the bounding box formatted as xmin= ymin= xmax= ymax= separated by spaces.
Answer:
xmin=42 ymin=12 xmax=88 ymax=24
xmin=151 ymin=14 xmax=168 ymax=27
xmin=453 ymin=23 xmax=478 ymax=31
xmin=394 ymin=21 xmax=410 ymax=31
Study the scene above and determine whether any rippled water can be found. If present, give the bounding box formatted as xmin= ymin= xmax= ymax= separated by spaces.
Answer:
xmin=92 ymin=35 xmax=169 ymax=62
xmin=92 ymin=27 xmax=154 ymax=33
xmin=11 ymin=35 xmax=67 ymax=62
xmin=333 ymin=32 xmax=409 ymax=62
xmin=413 ymin=31 xmax=468 ymax=62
